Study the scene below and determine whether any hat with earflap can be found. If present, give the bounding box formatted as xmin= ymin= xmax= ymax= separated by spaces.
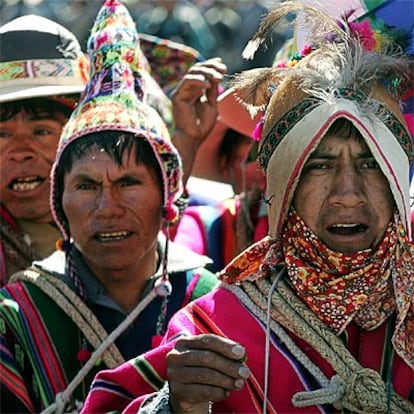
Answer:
xmin=226 ymin=1 xmax=414 ymax=370
xmin=0 ymin=14 xmax=89 ymax=107
xmin=233 ymin=1 xmax=413 ymax=240
xmin=51 ymin=0 xmax=183 ymax=245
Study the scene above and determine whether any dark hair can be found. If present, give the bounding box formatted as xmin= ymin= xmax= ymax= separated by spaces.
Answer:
xmin=0 ymin=97 xmax=74 ymax=121
xmin=58 ymin=131 xmax=162 ymax=178
xmin=218 ymin=128 xmax=253 ymax=163
xmin=327 ymin=118 xmax=363 ymax=140
xmin=54 ymin=131 xmax=163 ymax=233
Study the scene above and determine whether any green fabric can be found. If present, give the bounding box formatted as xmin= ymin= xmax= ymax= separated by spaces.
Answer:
xmin=25 ymin=284 xmax=102 ymax=402
xmin=362 ymin=0 xmax=388 ymax=13
xmin=1 ymin=281 xmax=103 ymax=409
xmin=191 ymin=267 xmax=218 ymax=300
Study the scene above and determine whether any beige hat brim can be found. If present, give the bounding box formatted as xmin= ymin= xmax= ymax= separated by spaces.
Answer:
xmin=0 ymin=84 xmax=85 ymax=103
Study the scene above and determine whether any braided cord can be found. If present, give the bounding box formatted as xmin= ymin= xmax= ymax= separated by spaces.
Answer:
xmin=12 ymin=266 xmax=162 ymax=413
xmin=224 ymin=282 xmax=330 ymax=387
xmin=41 ymin=288 xmax=158 ymax=414
xmin=222 ymin=271 xmax=413 ymax=413
xmin=11 ymin=268 xmax=125 ymax=368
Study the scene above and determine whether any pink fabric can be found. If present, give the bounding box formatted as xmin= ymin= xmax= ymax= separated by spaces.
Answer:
xmin=83 ymin=287 xmax=413 ymax=413
xmin=172 ymin=210 xmax=207 ymax=255
xmin=0 ymin=204 xmax=19 ymax=286
xmin=404 ymin=114 xmax=414 ymax=137
xmin=253 ymin=215 xmax=268 ymax=242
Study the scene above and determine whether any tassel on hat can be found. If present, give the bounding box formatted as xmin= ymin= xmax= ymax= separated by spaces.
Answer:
xmin=47 ymin=0 xmax=183 ymax=344
xmin=51 ymin=0 xmax=183 ymax=243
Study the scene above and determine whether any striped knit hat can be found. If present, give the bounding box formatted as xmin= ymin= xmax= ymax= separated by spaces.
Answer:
xmin=50 ymin=0 xmax=183 ymax=241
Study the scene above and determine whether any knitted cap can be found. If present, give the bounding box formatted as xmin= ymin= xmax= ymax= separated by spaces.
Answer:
xmin=0 ymin=14 xmax=88 ymax=105
xmin=51 ymin=0 xmax=183 ymax=240
xmin=235 ymin=1 xmax=413 ymax=239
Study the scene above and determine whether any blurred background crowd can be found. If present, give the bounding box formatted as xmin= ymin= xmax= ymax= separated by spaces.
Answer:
xmin=0 ymin=0 xmax=293 ymax=75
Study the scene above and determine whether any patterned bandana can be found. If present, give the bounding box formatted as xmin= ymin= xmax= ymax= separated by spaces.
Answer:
xmin=220 ymin=209 xmax=414 ymax=368
xmin=282 ymin=210 xmax=396 ymax=334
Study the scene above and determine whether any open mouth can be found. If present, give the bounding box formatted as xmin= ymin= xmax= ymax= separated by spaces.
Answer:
xmin=94 ymin=231 xmax=132 ymax=242
xmin=328 ymin=223 xmax=368 ymax=235
xmin=9 ymin=176 xmax=45 ymax=192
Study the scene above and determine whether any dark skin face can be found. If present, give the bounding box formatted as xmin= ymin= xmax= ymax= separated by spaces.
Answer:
xmin=150 ymin=134 xmax=398 ymax=414
xmin=292 ymin=133 xmax=395 ymax=253
xmin=0 ymin=109 xmax=67 ymax=222
xmin=62 ymin=146 xmax=163 ymax=286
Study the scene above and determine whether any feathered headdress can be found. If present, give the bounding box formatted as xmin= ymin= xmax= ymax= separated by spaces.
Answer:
xmin=230 ymin=1 xmax=413 ymax=239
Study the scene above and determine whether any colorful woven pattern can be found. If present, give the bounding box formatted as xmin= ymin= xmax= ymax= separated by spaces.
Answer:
xmin=0 ymin=58 xmax=88 ymax=86
xmin=52 ymin=0 xmax=183 ymax=240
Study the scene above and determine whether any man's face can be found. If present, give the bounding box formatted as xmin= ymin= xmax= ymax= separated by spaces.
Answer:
xmin=62 ymin=146 xmax=163 ymax=282
xmin=0 ymin=107 xmax=67 ymax=222
xmin=292 ymin=132 xmax=394 ymax=253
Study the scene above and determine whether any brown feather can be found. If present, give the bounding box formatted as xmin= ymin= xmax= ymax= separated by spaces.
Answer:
xmin=229 ymin=68 xmax=274 ymax=109
xmin=240 ymin=0 xmax=411 ymax=112
xmin=242 ymin=1 xmax=345 ymax=60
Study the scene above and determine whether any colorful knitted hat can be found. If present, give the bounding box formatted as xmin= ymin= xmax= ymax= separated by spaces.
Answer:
xmin=0 ymin=14 xmax=88 ymax=106
xmin=139 ymin=32 xmax=203 ymax=97
xmin=51 ymin=0 xmax=183 ymax=240
xmin=234 ymin=1 xmax=413 ymax=239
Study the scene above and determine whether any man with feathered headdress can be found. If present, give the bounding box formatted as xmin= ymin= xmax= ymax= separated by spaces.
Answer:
xmin=0 ymin=1 xmax=224 ymax=412
xmin=83 ymin=2 xmax=414 ymax=413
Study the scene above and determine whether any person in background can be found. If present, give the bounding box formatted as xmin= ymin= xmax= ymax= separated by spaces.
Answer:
xmin=172 ymin=88 xmax=267 ymax=272
xmin=135 ymin=0 xmax=217 ymax=61
xmin=0 ymin=0 xmax=219 ymax=412
xmin=0 ymin=14 xmax=89 ymax=285
xmin=82 ymin=2 xmax=414 ymax=413
xmin=0 ymin=11 xmax=227 ymax=286
xmin=173 ymin=0 xmax=414 ymax=272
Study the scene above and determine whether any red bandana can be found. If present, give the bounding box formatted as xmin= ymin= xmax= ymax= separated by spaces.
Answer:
xmin=282 ymin=210 xmax=396 ymax=334
xmin=220 ymin=209 xmax=414 ymax=368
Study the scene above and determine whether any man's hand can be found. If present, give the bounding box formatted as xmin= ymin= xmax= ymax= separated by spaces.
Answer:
xmin=167 ymin=334 xmax=250 ymax=413
xmin=171 ymin=58 xmax=227 ymax=184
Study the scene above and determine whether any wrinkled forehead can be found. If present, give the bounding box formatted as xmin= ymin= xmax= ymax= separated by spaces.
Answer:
xmin=263 ymin=100 xmax=412 ymax=239
xmin=309 ymin=121 xmax=376 ymax=159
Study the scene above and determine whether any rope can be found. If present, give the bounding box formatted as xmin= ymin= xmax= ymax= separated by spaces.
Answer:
xmin=11 ymin=269 xmax=124 ymax=368
xmin=224 ymin=282 xmax=330 ymax=388
xmin=41 ymin=288 xmax=158 ymax=414
xmin=292 ymin=375 xmax=346 ymax=407
xmin=11 ymin=268 xmax=160 ymax=413
xmin=223 ymin=271 xmax=414 ymax=413
xmin=263 ymin=267 xmax=284 ymax=413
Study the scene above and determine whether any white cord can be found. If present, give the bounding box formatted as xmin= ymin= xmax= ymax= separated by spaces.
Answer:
xmin=41 ymin=289 xmax=158 ymax=414
xmin=262 ymin=267 xmax=284 ymax=414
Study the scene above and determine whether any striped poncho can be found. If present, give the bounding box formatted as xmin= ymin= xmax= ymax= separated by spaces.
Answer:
xmin=83 ymin=278 xmax=413 ymax=413
xmin=0 ymin=241 xmax=218 ymax=412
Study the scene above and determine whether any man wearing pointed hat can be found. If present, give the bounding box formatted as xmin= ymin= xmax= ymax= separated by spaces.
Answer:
xmin=83 ymin=2 xmax=414 ymax=413
xmin=0 ymin=6 xmax=228 ymax=288
xmin=0 ymin=1 xmax=220 ymax=412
